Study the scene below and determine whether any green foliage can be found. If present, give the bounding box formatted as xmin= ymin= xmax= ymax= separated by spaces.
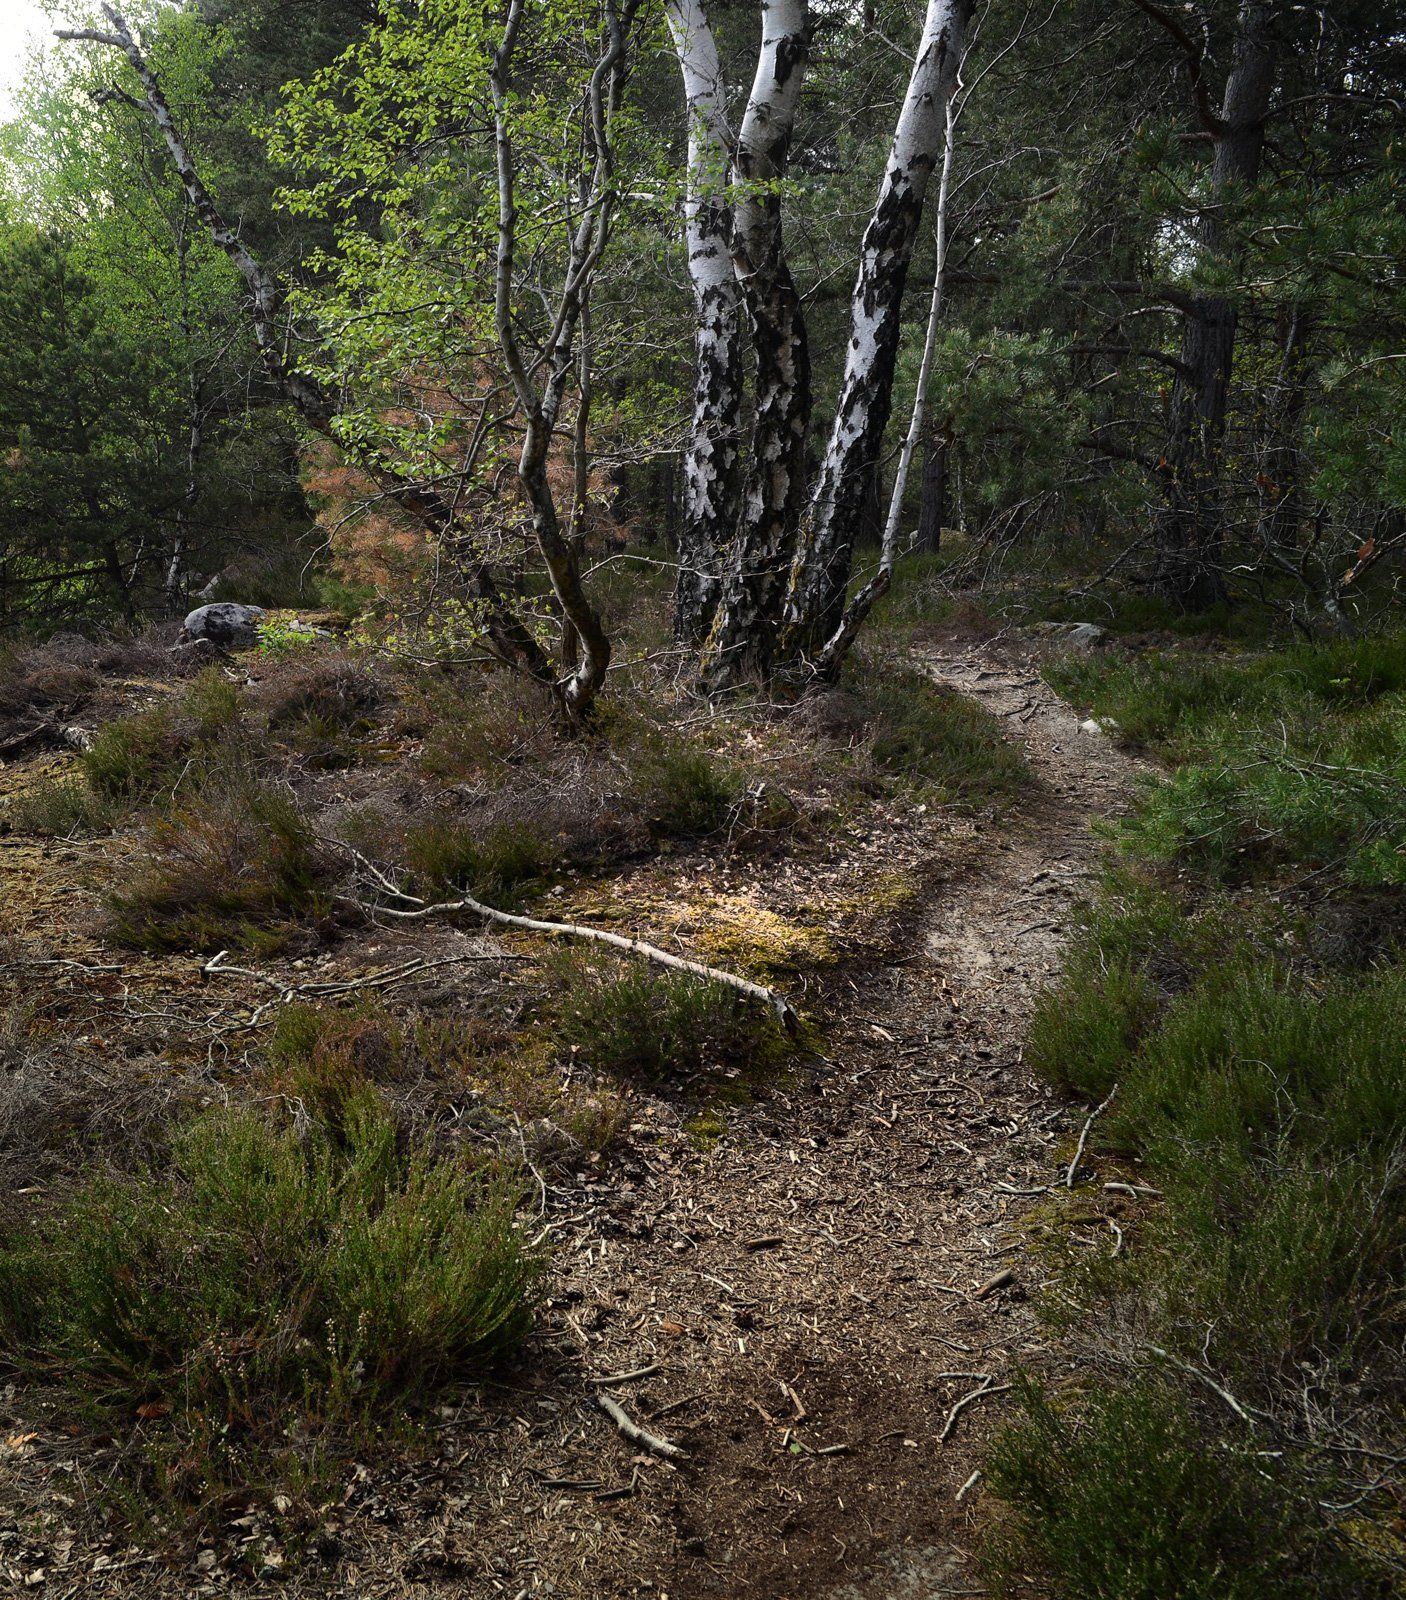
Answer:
xmin=0 ymin=1092 xmax=542 ymax=1508
xmin=633 ymin=739 xmax=743 ymax=838
xmin=403 ymin=814 xmax=546 ymax=905
xmin=1051 ymin=634 xmax=1406 ymax=883
xmin=985 ymin=1381 xmax=1376 ymax=1600
xmin=82 ymin=668 xmax=244 ymax=804
xmin=3 ymin=773 xmax=118 ymax=837
xmin=107 ymin=771 xmax=331 ymax=952
xmin=551 ymin=951 xmax=795 ymax=1081
xmin=850 ymin=658 xmax=1032 ymax=806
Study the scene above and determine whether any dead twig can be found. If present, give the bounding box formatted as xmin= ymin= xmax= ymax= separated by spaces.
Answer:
xmin=588 ymin=1365 xmax=660 ymax=1387
xmin=1067 ymin=1083 xmax=1118 ymax=1187
xmin=350 ymin=876 xmax=798 ymax=1033
xmin=594 ymin=1391 xmax=688 ymax=1461
xmin=938 ymin=1377 xmax=1012 ymax=1444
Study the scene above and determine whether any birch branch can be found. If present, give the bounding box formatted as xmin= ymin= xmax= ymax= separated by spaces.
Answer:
xmin=359 ymin=886 xmax=799 ymax=1035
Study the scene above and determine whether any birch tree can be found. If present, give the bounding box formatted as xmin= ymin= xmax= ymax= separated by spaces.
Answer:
xmin=665 ymin=0 xmax=744 ymax=645
xmin=697 ymin=0 xmax=813 ymax=690
xmin=778 ymin=0 xmax=972 ymax=669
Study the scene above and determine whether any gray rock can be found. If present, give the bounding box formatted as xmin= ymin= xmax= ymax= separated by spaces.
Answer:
xmin=1065 ymin=622 xmax=1108 ymax=650
xmin=179 ymin=602 xmax=266 ymax=649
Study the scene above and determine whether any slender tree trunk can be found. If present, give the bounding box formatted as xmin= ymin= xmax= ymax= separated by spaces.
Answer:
xmin=780 ymin=0 xmax=970 ymax=670
xmin=666 ymin=0 xmax=744 ymax=644
xmin=1154 ymin=0 xmax=1275 ymax=612
xmin=1255 ymin=303 xmax=1311 ymax=559
xmin=916 ymin=428 xmax=947 ymax=552
xmin=698 ymin=0 xmax=812 ymax=692
xmin=65 ymin=5 xmax=557 ymax=686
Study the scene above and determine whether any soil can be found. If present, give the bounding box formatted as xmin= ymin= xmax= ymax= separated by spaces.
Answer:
xmin=0 ymin=640 xmax=1144 ymax=1599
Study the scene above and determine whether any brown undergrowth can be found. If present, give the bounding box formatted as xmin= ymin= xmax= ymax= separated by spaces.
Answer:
xmin=0 ymin=593 xmax=1033 ymax=1571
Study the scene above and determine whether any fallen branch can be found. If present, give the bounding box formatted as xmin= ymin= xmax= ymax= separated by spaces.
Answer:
xmin=938 ymin=1377 xmax=1013 ymax=1444
xmin=348 ymin=868 xmax=798 ymax=1034
xmin=1143 ymin=1345 xmax=1261 ymax=1426
xmin=594 ymin=1391 xmax=688 ymax=1460
xmin=1067 ymin=1083 xmax=1118 ymax=1187
xmin=588 ymin=1364 xmax=660 ymax=1387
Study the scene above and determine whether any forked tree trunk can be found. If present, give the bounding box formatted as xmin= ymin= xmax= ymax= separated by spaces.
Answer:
xmin=1153 ymin=0 xmax=1275 ymax=612
xmin=666 ymin=0 xmax=744 ymax=645
xmin=779 ymin=0 xmax=971 ymax=669
xmin=698 ymin=0 xmax=812 ymax=692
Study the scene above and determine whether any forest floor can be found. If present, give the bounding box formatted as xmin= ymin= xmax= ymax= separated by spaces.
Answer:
xmin=0 ymin=637 xmax=1143 ymax=1599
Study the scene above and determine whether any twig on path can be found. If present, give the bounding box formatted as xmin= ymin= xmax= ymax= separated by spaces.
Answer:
xmin=588 ymin=1365 xmax=660 ymax=1387
xmin=955 ymin=1468 xmax=982 ymax=1501
xmin=1066 ymin=1084 xmax=1118 ymax=1187
xmin=938 ymin=1377 xmax=1013 ymax=1444
xmin=594 ymin=1391 xmax=688 ymax=1461
xmin=201 ymin=947 xmax=520 ymax=1026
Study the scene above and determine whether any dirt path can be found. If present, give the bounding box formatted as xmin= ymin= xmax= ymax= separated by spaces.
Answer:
xmin=0 ymin=643 xmax=1145 ymax=1599
xmin=441 ymin=642 xmax=1147 ymax=1600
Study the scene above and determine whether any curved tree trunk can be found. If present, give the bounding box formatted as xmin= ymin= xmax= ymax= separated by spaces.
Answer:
xmin=64 ymin=4 xmax=557 ymax=687
xmin=666 ymin=0 xmax=745 ymax=645
xmin=698 ymin=0 xmax=812 ymax=692
xmin=1153 ymin=0 xmax=1275 ymax=612
xmin=779 ymin=0 xmax=971 ymax=670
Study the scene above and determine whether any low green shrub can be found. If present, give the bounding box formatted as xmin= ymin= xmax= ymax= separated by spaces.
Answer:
xmin=551 ymin=950 xmax=795 ymax=1080
xmin=985 ymin=1380 xmax=1379 ymax=1600
xmin=4 ymin=773 xmax=118 ymax=836
xmin=82 ymin=668 xmax=244 ymax=803
xmin=1114 ymin=958 xmax=1406 ymax=1369
xmin=403 ymin=813 xmax=547 ymax=904
xmin=1047 ymin=628 xmax=1406 ymax=755
xmin=0 ymin=1092 xmax=543 ymax=1513
xmin=107 ymin=773 xmax=332 ymax=952
xmin=849 ymin=658 xmax=1032 ymax=806
xmin=633 ymin=738 xmax=743 ymax=837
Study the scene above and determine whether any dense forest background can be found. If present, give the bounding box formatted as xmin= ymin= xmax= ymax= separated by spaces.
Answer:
xmin=1 ymin=4 xmax=1405 ymax=1596
xmin=1 ymin=0 xmax=1401 ymax=652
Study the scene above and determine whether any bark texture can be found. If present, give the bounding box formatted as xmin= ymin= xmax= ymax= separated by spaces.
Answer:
xmin=779 ymin=0 xmax=971 ymax=669
xmin=698 ymin=0 xmax=812 ymax=692
xmin=1153 ymin=0 xmax=1276 ymax=612
xmin=666 ymin=0 xmax=744 ymax=645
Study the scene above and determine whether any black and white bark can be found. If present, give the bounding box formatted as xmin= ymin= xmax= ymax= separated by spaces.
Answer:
xmin=1146 ymin=0 xmax=1276 ymax=611
xmin=780 ymin=0 xmax=971 ymax=669
xmin=698 ymin=0 xmax=812 ymax=692
xmin=808 ymin=75 xmax=961 ymax=673
xmin=665 ymin=0 xmax=744 ymax=645
xmin=62 ymin=3 xmax=557 ymax=689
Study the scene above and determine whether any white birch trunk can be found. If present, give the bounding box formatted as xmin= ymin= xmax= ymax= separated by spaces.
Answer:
xmin=781 ymin=0 xmax=971 ymax=665
xmin=665 ymin=0 xmax=744 ymax=643
xmin=699 ymin=0 xmax=812 ymax=690
xmin=809 ymin=84 xmax=960 ymax=674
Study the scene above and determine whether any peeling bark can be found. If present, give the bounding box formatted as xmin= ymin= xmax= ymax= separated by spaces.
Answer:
xmin=1152 ymin=0 xmax=1276 ymax=612
xmin=666 ymin=0 xmax=744 ymax=645
xmin=780 ymin=0 xmax=971 ymax=670
xmin=698 ymin=0 xmax=813 ymax=692
xmin=810 ymin=78 xmax=961 ymax=674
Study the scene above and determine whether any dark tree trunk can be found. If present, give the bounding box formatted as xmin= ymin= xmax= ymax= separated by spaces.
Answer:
xmin=1154 ymin=0 xmax=1276 ymax=612
xmin=917 ymin=430 xmax=946 ymax=553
